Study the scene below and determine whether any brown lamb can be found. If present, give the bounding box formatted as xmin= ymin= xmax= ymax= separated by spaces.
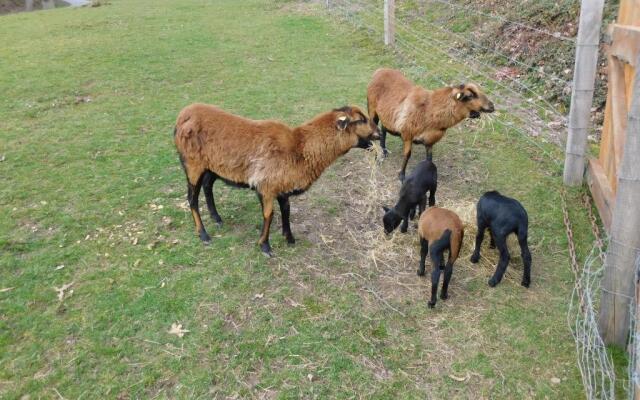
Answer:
xmin=417 ymin=207 xmax=464 ymax=308
xmin=174 ymin=103 xmax=379 ymax=257
xmin=367 ymin=68 xmax=495 ymax=181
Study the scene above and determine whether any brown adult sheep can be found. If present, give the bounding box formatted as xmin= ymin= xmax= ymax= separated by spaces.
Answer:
xmin=174 ymin=104 xmax=379 ymax=257
xmin=417 ymin=207 xmax=464 ymax=308
xmin=367 ymin=68 xmax=495 ymax=181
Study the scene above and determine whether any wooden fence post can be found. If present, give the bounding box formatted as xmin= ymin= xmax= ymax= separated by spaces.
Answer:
xmin=563 ymin=0 xmax=605 ymax=186
xmin=384 ymin=0 xmax=395 ymax=46
xmin=598 ymin=53 xmax=640 ymax=346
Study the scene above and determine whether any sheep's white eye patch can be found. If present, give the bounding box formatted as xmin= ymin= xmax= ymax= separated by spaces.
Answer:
xmin=455 ymin=92 xmax=463 ymax=100
xmin=338 ymin=116 xmax=348 ymax=121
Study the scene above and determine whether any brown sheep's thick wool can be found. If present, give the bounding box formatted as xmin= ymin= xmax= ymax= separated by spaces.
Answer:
xmin=367 ymin=68 xmax=495 ymax=181
xmin=174 ymin=103 xmax=379 ymax=257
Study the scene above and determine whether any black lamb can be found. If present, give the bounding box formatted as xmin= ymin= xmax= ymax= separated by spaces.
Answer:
xmin=470 ymin=191 xmax=532 ymax=288
xmin=383 ymin=160 xmax=437 ymax=234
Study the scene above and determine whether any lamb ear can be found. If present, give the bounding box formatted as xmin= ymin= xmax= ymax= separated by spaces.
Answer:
xmin=336 ymin=115 xmax=349 ymax=130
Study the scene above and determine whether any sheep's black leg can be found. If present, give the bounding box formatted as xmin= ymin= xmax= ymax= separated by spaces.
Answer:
xmin=518 ymin=231 xmax=532 ymax=288
xmin=418 ymin=238 xmax=429 ymax=276
xmin=257 ymin=193 xmax=274 ymax=257
xmin=400 ymin=208 xmax=410 ymax=233
xmin=277 ymin=195 xmax=295 ymax=245
xmin=187 ymin=174 xmax=211 ymax=243
xmin=418 ymin=196 xmax=427 ymax=217
xmin=488 ymin=235 xmax=510 ymax=287
xmin=428 ymin=250 xmax=443 ymax=308
xmin=399 ymin=140 xmax=412 ymax=182
xmin=470 ymin=220 xmax=487 ymax=263
xmin=380 ymin=124 xmax=389 ymax=158
xmin=202 ymin=171 xmax=223 ymax=227
xmin=428 ymin=187 xmax=436 ymax=207
xmin=488 ymin=228 xmax=496 ymax=249
xmin=408 ymin=206 xmax=416 ymax=221
xmin=425 ymin=144 xmax=433 ymax=161
xmin=441 ymin=261 xmax=453 ymax=300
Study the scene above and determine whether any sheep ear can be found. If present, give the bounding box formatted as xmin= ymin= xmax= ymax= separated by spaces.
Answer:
xmin=382 ymin=206 xmax=390 ymax=212
xmin=336 ymin=115 xmax=349 ymax=130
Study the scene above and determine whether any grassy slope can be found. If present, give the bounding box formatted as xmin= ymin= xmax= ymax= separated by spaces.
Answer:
xmin=0 ymin=0 xmax=601 ymax=398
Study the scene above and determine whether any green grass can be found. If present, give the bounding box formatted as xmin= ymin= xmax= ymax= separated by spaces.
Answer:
xmin=0 ymin=0 xmax=605 ymax=398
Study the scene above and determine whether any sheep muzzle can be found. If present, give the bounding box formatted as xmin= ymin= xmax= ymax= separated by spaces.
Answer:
xmin=481 ymin=101 xmax=495 ymax=113
xmin=355 ymin=137 xmax=374 ymax=149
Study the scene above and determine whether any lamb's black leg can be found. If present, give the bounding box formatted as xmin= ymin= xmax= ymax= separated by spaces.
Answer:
xmin=380 ymin=124 xmax=389 ymax=158
xmin=418 ymin=196 xmax=427 ymax=217
xmin=277 ymin=195 xmax=295 ymax=245
xmin=518 ymin=231 xmax=532 ymax=288
xmin=470 ymin=220 xmax=487 ymax=263
xmin=408 ymin=205 xmax=416 ymax=221
xmin=400 ymin=209 xmax=410 ymax=233
xmin=428 ymin=187 xmax=436 ymax=207
xmin=489 ymin=228 xmax=496 ymax=249
xmin=202 ymin=171 xmax=223 ymax=226
xmin=441 ymin=260 xmax=453 ymax=300
xmin=488 ymin=235 xmax=510 ymax=287
xmin=428 ymin=250 xmax=443 ymax=308
xmin=418 ymin=238 xmax=429 ymax=276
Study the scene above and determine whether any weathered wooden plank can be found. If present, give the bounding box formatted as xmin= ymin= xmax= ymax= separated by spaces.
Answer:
xmin=599 ymin=51 xmax=640 ymax=346
xmin=609 ymin=57 xmax=628 ymax=189
xmin=618 ymin=0 xmax=640 ymax=26
xmin=611 ymin=24 xmax=640 ymax=66
xmin=587 ymin=158 xmax=615 ymax=231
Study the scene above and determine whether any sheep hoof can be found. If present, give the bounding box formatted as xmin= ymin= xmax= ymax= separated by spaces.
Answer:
xmin=417 ymin=269 xmax=425 ymax=276
xmin=427 ymin=301 xmax=436 ymax=309
xmin=260 ymin=243 xmax=274 ymax=258
xmin=285 ymin=235 xmax=296 ymax=245
xmin=488 ymin=278 xmax=498 ymax=287
xmin=470 ymin=254 xmax=480 ymax=264
xmin=212 ymin=217 xmax=223 ymax=227
xmin=199 ymin=231 xmax=211 ymax=243
xmin=440 ymin=293 xmax=449 ymax=300
xmin=382 ymin=148 xmax=389 ymax=158
xmin=521 ymin=279 xmax=530 ymax=288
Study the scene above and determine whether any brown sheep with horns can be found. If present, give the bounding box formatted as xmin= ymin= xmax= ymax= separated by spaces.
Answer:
xmin=367 ymin=68 xmax=495 ymax=181
xmin=174 ymin=103 xmax=380 ymax=257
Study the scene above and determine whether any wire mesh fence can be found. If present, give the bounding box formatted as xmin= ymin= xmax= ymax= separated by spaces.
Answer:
xmin=325 ymin=0 xmax=578 ymax=167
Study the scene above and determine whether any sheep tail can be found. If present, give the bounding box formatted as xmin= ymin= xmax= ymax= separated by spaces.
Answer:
xmin=430 ymin=229 xmax=452 ymax=268
xmin=449 ymin=229 xmax=463 ymax=264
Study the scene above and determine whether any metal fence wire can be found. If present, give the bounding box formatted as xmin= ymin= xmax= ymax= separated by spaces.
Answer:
xmin=325 ymin=0 xmax=576 ymax=167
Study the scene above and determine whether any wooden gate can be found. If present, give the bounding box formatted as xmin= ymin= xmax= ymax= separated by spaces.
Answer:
xmin=587 ymin=0 xmax=640 ymax=231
